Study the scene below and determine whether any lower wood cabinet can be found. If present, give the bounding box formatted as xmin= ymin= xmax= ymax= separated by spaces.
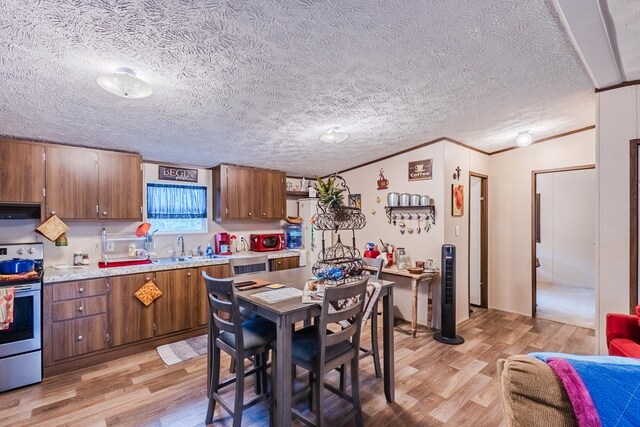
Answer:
xmin=154 ymin=269 xmax=194 ymax=335
xmin=108 ymin=273 xmax=155 ymax=347
xmin=44 ymin=263 xmax=232 ymax=372
xmin=269 ymin=255 xmax=300 ymax=271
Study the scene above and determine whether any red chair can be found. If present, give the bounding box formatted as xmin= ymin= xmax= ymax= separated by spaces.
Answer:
xmin=606 ymin=305 xmax=640 ymax=358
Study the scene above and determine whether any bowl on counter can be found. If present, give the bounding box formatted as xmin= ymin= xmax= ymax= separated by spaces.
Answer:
xmin=399 ymin=193 xmax=411 ymax=207
xmin=406 ymin=267 xmax=424 ymax=274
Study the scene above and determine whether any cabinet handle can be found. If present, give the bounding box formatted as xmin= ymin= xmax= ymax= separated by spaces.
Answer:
xmin=106 ymin=333 xmax=110 ymax=342
xmin=146 ymin=277 xmax=151 ymax=281
xmin=78 ymin=287 xmax=84 ymax=293
xmin=187 ymin=272 xmax=191 ymax=277
xmin=102 ymin=211 xmax=108 ymax=216
xmin=77 ymin=335 xmax=83 ymax=341
xmin=262 ymin=212 xmax=266 ymax=216
xmin=106 ymin=283 xmax=109 ymax=292
xmin=277 ymin=261 xmax=281 ymax=265
xmin=78 ymin=306 xmax=84 ymax=312
xmin=248 ymin=212 xmax=252 ymax=216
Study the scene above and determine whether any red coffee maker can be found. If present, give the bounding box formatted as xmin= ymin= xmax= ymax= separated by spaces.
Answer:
xmin=214 ymin=232 xmax=232 ymax=255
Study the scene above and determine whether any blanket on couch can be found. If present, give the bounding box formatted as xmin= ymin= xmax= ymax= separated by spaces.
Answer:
xmin=531 ymin=353 xmax=640 ymax=427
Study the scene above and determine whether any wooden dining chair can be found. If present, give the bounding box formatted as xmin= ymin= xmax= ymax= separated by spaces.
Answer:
xmin=283 ymin=277 xmax=369 ymax=427
xmin=230 ymin=255 xmax=269 ymax=276
xmin=202 ymin=272 xmax=276 ymax=427
xmin=359 ymin=257 xmax=384 ymax=378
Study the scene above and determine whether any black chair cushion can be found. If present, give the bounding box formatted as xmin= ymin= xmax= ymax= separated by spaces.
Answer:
xmin=219 ymin=317 xmax=277 ymax=351
xmin=291 ymin=325 xmax=354 ymax=365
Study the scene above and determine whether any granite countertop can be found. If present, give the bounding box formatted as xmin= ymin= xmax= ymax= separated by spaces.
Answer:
xmin=44 ymin=249 xmax=302 ymax=284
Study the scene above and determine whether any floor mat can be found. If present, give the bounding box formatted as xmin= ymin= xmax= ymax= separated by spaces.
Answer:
xmin=156 ymin=335 xmax=207 ymax=365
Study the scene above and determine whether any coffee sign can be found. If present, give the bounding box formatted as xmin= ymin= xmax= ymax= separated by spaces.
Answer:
xmin=408 ymin=159 xmax=432 ymax=181
xmin=158 ymin=165 xmax=198 ymax=182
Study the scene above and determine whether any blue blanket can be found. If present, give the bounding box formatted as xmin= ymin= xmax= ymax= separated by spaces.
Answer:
xmin=531 ymin=353 xmax=640 ymax=427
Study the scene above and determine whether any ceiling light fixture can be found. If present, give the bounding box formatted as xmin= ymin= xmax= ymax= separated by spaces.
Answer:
xmin=516 ymin=131 xmax=533 ymax=147
xmin=319 ymin=127 xmax=349 ymax=144
xmin=97 ymin=67 xmax=152 ymax=99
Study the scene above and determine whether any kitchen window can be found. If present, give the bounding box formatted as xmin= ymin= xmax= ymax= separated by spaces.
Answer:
xmin=146 ymin=183 xmax=207 ymax=233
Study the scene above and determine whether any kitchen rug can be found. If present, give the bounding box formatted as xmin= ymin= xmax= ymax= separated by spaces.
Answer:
xmin=156 ymin=334 xmax=207 ymax=366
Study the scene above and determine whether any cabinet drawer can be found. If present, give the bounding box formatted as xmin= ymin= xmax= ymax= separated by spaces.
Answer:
xmin=52 ymin=295 xmax=107 ymax=322
xmin=52 ymin=279 xmax=107 ymax=302
xmin=51 ymin=314 xmax=107 ymax=361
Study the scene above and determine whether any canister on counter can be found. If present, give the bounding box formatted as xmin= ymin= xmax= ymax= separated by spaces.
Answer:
xmin=73 ymin=252 xmax=83 ymax=266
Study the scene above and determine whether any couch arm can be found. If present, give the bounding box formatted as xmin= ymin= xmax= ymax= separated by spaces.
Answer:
xmin=606 ymin=313 xmax=640 ymax=344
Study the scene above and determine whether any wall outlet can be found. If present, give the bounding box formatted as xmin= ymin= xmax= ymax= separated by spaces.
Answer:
xmin=106 ymin=241 xmax=115 ymax=252
xmin=455 ymin=225 xmax=460 ymax=236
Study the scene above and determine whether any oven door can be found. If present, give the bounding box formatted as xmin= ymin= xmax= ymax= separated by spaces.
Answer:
xmin=0 ymin=282 xmax=41 ymax=358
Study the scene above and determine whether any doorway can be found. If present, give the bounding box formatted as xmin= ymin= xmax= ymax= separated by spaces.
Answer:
xmin=532 ymin=166 xmax=596 ymax=328
xmin=469 ymin=173 xmax=488 ymax=310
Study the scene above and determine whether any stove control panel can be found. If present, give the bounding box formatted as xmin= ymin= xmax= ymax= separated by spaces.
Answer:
xmin=0 ymin=242 xmax=44 ymax=262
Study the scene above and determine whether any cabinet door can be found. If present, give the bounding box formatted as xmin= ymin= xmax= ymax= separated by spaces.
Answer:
xmin=225 ymin=166 xmax=260 ymax=219
xmin=197 ymin=264 xmax=231 ymax=326
xmin=270 ymin=256 xmax=300 ymax=271
xmin=0 ymin=140 xmax=45 ymax=203
xmin=109 ymin=273 xmax=155 ymax=346
xmin=154 ymin=269 xmax=194 ymax=335
xmin=98 ymin=152 xmax=142 ymax=220
xmin=45 ymin=145 xmax=99 ymax=219
xmin=51 ymin=314 xmax=107 ymax=361
xmin=260 ymin=171 xmax=286 ymax=219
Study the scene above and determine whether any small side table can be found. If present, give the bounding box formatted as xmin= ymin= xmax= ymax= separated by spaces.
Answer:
xmin=365 ymin=265 xmax=439 ymax=337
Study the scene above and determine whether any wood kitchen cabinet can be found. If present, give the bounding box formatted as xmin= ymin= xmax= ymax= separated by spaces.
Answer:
xmin=98 ymin=151 xmax=143 ymax=220
xmin=0 ymin=139 xmax=45 ymax=203
xmin=196 ymin=264 xmax=231 ymax=326
xmin=45 ymin=145 xmax=142 ymax=220
xmin=44 ymin=278 xmax=109 ymax=362
xmin=212 ymin=164 xmax=285 ymax=221
xmin=154 ymin=269 xmax=195 ymax=335
xmin=269 ymin=255 xmax=300 ymax=271
xmin=108 ymin=273 xmax=155 ymax=346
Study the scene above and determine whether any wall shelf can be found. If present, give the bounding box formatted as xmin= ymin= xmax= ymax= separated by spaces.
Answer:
xmin=384 ymin=205 xmax=436 ymax=231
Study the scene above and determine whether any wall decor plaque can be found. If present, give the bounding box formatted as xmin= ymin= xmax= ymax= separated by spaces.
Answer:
xmin=158 ymin=165 xmax=198 ymax=182
xmin=409 ymin=159 xmax=432 ymax=181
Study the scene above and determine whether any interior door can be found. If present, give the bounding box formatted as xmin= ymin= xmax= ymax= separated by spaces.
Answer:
xmin=469 ymin=176 xmax=482 ymax=306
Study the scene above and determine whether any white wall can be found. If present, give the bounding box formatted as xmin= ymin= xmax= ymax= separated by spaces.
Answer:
xmin=596 ymin=84 xmax=640 ymax=354
xmin=0 ymin=163 xmax=287 ymax=266
xmin=489 ymin=129 xmax=596 ymax=316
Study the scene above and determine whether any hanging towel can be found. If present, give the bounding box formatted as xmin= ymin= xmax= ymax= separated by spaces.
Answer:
xmin=0 ymin=287 xmax=15 ymax=331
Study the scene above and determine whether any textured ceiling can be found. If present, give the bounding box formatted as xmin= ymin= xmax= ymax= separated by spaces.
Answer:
xmin=602 ymin=0 xmax=640 ymax=81
xmin=0 ymin=0 xmax=596 ymax=176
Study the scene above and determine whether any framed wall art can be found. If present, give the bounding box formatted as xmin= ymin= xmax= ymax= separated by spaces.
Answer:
xmin=409 ymin=159 xmax=433 ymax=181
xmin=452 ymin=184 xmax=464 ymax=216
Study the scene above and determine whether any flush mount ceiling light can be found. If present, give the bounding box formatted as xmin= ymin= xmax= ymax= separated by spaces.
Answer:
xmin=319 ymin=127 xmax=349 ymax=144
xmin=516 ymin=131 xmax=533 ymax=147
xmin=96 ymin=67 xmax=152 ymax=99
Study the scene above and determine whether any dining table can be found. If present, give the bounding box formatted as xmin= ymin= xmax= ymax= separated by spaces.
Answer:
xmin=237 ymin=266 xmax=396 ymax=427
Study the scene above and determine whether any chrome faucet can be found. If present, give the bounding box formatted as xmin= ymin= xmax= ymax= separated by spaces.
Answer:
xmin=177 ymin=235 xmax=185 ymax=259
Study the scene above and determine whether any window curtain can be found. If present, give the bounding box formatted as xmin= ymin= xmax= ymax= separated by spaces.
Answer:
xmin=147 ymin=183 xmax=207 ymax=219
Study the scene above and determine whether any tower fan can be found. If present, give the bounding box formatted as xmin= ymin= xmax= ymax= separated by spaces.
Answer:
xmin=433 ymin=244 xmax=464 ymax=345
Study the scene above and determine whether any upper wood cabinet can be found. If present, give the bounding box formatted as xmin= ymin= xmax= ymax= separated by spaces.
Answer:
xmin=213 ymin=164 xmax=285 ymax=221
xmin=98 ymin=151 xmax=143 ymax=220
xmin=45 ymin=145 xmax=99 ymax=219
xmin=45 ymin=145 xmax=142 ymax=220
xmin=0 ymin=140 xmax=45 ymax=203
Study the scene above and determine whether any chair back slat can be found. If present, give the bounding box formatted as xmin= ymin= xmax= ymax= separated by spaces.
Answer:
xmin=230 ymin=255 xmax=268 ymax=276
xmin=317 ymin=277 xmax=368 ymax=365
xmin=202 ymin=272 xmax=244 ymax=348
xmin=362 ymin=257 xmax=384 ymax=280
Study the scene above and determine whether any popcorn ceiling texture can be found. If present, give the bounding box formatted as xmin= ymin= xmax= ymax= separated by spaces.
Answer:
xmin=603 ymin=0 xmax=640 ymax=81
xmin=0 ymin=0 xmax=595 ymax=176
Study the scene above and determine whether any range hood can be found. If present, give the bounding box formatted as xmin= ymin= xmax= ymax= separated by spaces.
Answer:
xmin=0 ymin=204 xmax=41 ymax=219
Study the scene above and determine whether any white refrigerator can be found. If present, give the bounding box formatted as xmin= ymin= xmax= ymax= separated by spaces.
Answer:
xmin=297 ymin=198 xmax=333 ymax=267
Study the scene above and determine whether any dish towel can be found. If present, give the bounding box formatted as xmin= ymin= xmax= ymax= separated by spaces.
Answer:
xmin=0 ymin=287 xmax=15 ymax=330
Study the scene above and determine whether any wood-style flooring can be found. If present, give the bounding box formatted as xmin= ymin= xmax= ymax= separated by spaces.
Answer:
xmin=0 ymin=309 xmax=595 ymax=426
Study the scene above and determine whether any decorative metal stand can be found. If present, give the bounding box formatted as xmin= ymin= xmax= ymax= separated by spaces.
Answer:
xmin=312 ymin=176 xmax=366 ymax=285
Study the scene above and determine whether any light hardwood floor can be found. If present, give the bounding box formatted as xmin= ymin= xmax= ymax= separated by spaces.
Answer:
xmin=0 ymin=309 xmax=595 ymax=427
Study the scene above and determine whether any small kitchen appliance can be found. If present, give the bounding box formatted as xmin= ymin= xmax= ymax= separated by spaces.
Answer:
xmin=250 ymin=233 xmax=285 ymax=252
xmin=214 ymin=232 xmax=232 ymax=255
xmin=0 ymin=242 xmax=44 ymax=392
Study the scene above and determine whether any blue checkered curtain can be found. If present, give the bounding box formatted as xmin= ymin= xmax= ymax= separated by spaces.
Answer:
xmin=147 ymin=183 xmax=207 ymax=219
